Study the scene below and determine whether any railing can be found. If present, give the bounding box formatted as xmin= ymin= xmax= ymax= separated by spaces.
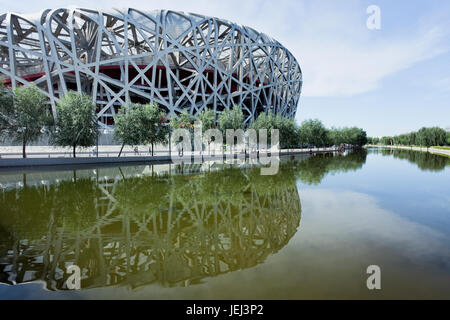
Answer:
xmin=0 ymin=146 xmax=341 ymax=159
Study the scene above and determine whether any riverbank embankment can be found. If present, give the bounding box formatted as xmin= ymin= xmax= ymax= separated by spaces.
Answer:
xmin=0 ymin=147 xmax=340 ymax=169
xmin=367 ymin=145 xmax=450 ymax=158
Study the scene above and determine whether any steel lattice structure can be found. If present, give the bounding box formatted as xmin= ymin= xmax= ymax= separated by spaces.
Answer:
xmin=0 ymin=8 xmax=302 ymax=128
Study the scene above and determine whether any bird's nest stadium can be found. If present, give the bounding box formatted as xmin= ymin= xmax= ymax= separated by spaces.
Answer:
xmin=0 ymin=8 xmax=302 ymax=129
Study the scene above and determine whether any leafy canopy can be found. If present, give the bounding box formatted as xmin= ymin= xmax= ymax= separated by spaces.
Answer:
xmin=251 ymin=111 xmax=299 ymax=148
xmin=298 ymin=119 xmax=328 ymax=147
xmin=0 ymin=84 xmax=48 ymax=144
xmin=114 ymin=102 xmax=168 ymax=147
xmin=50 ymin=91 xmax=98 ymax=148
xmin=197 ymin=108 xmax=216 ymax=132
xmin=217 ymin=105 xmax=244 ymax=132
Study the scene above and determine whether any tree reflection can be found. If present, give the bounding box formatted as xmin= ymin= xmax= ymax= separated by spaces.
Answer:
xmin=0 ymin=150 xmax=375 ymax=290
xmin=380 ymin=148 xmax=450 ymax=171
xmin=0 ymin=163 xmax=301 ymax=290
xmin=295 ymin=150 xmax=368 ymax=185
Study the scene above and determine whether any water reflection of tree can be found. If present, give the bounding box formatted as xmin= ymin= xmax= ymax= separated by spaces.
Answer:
xmin=295 ymin=150 xmax=368 ymax=185
xmin=380 ymin=149 xmax=450 ymax=171
xmin=0 ymin=164 xmax=301 ymax=290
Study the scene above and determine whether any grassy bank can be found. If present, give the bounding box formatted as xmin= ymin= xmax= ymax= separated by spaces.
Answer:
xmin=433 ymin=146 xmax=450 ymax=150
xmin=367 ymin=145 xmax=450 ymax=159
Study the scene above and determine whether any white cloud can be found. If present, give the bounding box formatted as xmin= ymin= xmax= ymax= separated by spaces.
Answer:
xmin=1 ymin=0 xmax=449 ymax=97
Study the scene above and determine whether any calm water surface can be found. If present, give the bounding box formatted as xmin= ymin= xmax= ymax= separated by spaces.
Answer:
xmin=0 ymin=148 xmax=449 ymax=299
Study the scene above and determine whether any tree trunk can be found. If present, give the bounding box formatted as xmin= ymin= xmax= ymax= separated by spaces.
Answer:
xmin=73 ymin=145 xmax=76 ymax=158
xmin=119 ymin=167 xmax=125 ymax=180
xmin=151 ymin=142 xmax=154 ymax=156
xmin=118 ymin=143 xmax=125 ymax=157
xmin=22 ymin=139 xmax=26 ymax=158
xmin=169 ymin=132 xmax=171 ymax=156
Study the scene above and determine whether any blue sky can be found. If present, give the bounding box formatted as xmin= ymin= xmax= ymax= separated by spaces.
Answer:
xmin=1 ymin=0 xmax=449 ymax=137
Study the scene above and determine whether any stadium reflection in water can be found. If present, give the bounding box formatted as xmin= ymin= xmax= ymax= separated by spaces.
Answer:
xmin=0 ymin=157 xmax=312 ymax=290
xmin=2 ymin=149 xmax=450 ymax=299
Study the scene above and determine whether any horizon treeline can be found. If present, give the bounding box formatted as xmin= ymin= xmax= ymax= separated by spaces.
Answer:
xmin=368 ymin=127 xmax=450 ymax=147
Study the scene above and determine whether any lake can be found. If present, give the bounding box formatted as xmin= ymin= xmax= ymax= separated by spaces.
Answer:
xmin=0 ymin=148 xmax=449 ymax=299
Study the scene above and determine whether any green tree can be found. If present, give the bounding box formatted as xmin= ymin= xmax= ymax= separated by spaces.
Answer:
xmin=169 ymin=109 xmax=195 ymax=149
xmin=114 ymin=103 xmax=146 ymax=157
xmin=429 ymin=127 xmax=447 ymax=146
xmin=250 ymin=111 xmax=273 ymax=133
xmin=141 ymin=102 xmax=169 ymax=156
xmin=349 ymin=127 xmax=368 ymax=146
xmin=327 ymin=128 xmax=341 ymax=146
xmin=251 ymin=111 xmax=276 ymax=141
xmin=279 ymin=117 xmax=299 ymax=148
xmin=0 ymin=83 xmax=15 ymax=142
xmin=114 ymin=102 xmax=168 ymax=157
xmin=197 ymin=108 xmax=215 ymax=131
xmin=416 ymin=127 xmax=433 ymax=149
xmin=0 ymin=84 xmax=49 ymax=158
xmin=217 ymin=105 xmax=244 ymax=153
xmin=217 ymin=105 xmax=244 ymax=132
xmin=384 ymin=127 xmax=447 ymax=148
xmin=381 ymin=136 xmax=393 ymax=145
xmin=250 ymin=111 xmax=299 ymax=148
xmin=50 ymin=91 xmax=98 ymax=158
xmin=297 ymin=119 xmax=327 ymax=148
xmin=170 ymin=109 xmax=195 ymax=129
xmin=197 ymin=108 xmax=216 ymax=152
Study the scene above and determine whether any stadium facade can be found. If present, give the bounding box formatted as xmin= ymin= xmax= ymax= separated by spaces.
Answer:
xmin=0 ymin=8 xmax=302 ymax=129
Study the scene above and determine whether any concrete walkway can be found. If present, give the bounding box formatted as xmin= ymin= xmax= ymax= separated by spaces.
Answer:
xmin=0 ymin=144 xmax=169 ymax=158
xmin=0 ymin=146 xmax=340 ymax=169
xmin=369 ymin=145 xmax=450 ymax=157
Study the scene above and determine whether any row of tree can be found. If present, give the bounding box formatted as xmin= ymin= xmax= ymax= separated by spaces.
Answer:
xmin=164 ymin=108 xmax=368 ymax=149
xmin=296 ymin=119 xmax=368 ymax=148
xmin=0 ymin=84 xmax=368 ymax=158
xmin=0 ymin=84 xmax=51 ymax=157
xmin=367 ymin=127 xmax=450 ymax=148
xmin=0 ymin=85 xmax=98 ymax=158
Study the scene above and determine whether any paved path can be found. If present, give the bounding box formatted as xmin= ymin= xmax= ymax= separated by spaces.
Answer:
xmin=0 ymin=145 xmax=344 ymax=159
xmin=0 ymin=146 xmax=340 ymax=169
xmin=0 ymin=145 xmax=167 ymax=158
xmin=370 ymin=145 xmax=450 ymax=157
